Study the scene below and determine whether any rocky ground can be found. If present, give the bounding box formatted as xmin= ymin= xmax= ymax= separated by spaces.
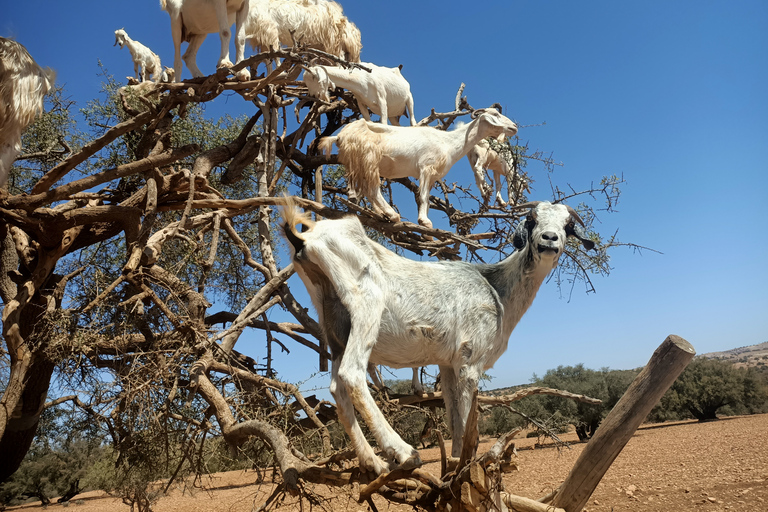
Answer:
xmin=8 ymin=413 xmax=767 ymax=511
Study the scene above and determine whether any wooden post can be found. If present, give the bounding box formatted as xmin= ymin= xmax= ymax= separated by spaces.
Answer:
xmin=550 ymin=334 xmax=695 ymax=512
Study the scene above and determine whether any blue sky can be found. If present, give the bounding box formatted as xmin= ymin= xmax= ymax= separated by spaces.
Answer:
xmin=3 ymin=1 xmax=767 ymax=393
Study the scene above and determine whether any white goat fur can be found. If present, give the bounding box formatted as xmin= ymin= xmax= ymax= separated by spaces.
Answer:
xmin=303 ymin=62 xmax=415 ymax=126
xmin=318 ymin=108 xmax=518 ymax=228
xmin=468 ymin=133 xmax=528 ymax=206
xmin=114 ymin=29 xmax=163 ymax=82
xmin=159 ymin=0 xmax=251 ymax=81
xmin=282 ymin=200 xmax=595 ymax=473
xmin=245 ymin=0 xmax=362 ymax=62
xmin=0 ymin=37 xmax=55 ymax=189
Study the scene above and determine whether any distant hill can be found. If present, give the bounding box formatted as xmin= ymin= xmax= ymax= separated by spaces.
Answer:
xmin=699 ymin=341 xmax=768 ymax=370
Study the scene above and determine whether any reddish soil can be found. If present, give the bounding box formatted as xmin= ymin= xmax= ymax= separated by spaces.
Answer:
xmin=8 ymin=413 xmax=768 ymax=511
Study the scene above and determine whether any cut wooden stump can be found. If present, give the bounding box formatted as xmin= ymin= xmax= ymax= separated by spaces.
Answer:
xmin=432 ymin=335 xmax=694 ymax=511
xmin=548 ymin=334 xmax=695 ymax=511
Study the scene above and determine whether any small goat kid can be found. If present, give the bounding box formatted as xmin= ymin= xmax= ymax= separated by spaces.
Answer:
xmin=468 ymin=133 xmax=528 ymax=206
xmin=283 ymin=200 xmax=595 ymax=474
xmin=160 ymin=0 xmax=251 ymax=81
xmin=318 ymin=108 xmax=518 ymax=228
xmin=0 ymin=37 xmax=55 ymax=189
xmin=303 ymin=62 xmax=415 ymax=126
xmin=114 ymin=29 xmax=163 ymax=82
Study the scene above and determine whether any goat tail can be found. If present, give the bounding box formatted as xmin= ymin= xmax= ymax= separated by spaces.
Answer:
xmin=336 ymin=121 xmax=383 ymax=199
xmin=280 ymin=195 xmax=315 ymax=254
xmin=316 ymin=136 xmax=337 ymax=156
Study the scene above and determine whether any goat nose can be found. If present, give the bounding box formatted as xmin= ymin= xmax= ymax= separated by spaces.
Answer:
xmin=541 ymin=231 xmax=558 ymax=241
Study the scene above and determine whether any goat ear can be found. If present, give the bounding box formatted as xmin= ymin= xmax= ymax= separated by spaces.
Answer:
xmin=567 ymin=221 xmax=596 ymax=251
xmin=513 ymin=219 xmax=528 ymax=250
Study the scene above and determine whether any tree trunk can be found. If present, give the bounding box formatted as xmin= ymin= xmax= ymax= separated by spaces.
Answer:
xmin=57 ymin=479 xmax=82 ymax=503
xmin=0 ymin=338 xmax=55 ymax=483
xmin=0 ymin=273 xmax=56 ymax=483
xmin=23 ymin=490 xmax=51 ymax=506
xmin=688 ymin=406 xmax=706 ymax=421
xmin=0 ymin=226 xmax=78 ymax=483
xmin=0 ymin=227 xmax=17 ymax=301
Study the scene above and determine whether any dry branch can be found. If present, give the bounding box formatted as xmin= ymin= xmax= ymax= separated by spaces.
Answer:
xmin=32 ymin=110 xmax=156 ymax=194
xmin=393 ymin=386 xmax=601 ymax=407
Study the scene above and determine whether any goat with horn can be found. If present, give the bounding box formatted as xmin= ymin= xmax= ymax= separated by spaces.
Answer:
xmin=282 ymin=199 xmax=596 ymax=475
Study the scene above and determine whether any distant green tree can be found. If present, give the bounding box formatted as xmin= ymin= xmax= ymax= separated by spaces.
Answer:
xmin=480 ymin=406 xmax=524 ymax=437
xmin=0 ymin=407 xmax=104 ymax=506
xmin=665 ymin=358 xmax=768 ymax=421
xmin=526 ymin=365 xmax=637 ymax=441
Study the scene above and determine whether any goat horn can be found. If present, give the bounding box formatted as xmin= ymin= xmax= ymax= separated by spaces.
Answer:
xmin=512 ymin=201 xmax=541 ymax=211
xmin=512 ymin=201 xmax=540 ymax=220
xmin=564 ymin=204 xmax=587 ymax=228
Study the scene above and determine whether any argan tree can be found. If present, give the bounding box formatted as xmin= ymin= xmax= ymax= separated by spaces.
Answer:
xmin=664 ymin=357 xmax=768 ymax=421
xmin=1 ymin=49 xmax=635 ymax=508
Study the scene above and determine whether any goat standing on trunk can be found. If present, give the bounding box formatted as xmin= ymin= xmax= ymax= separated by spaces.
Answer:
xmin=303 ymin=62 xmax=415 ymax=126
xmin=114 ymin=29 xmax=164 ymax=82
xmin=159 ymin=0 xmax=251 ymax=81
xmin=283 ymin=200 xmax=595 ymax=474
xmin=0 ymin=37 xmax=55 ymax=190
xmin=468 ymin=133 xmax=529 ymax=206
xmin=318 ymin=108 xmax=518 ymax=228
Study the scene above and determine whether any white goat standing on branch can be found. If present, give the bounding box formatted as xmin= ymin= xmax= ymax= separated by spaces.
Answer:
xmin=0 ymin=37 xmax=55 ymax=190
xmin=159 ymin=0 xmax=251 ymax=81
xmin=468 ymin=133 xmax=529 ymax=206
xmin=245 ymin=0 xmax=362 ymax=63
xmin=303 ymin=62 xmax=415 ymax=126
xmin=282 ymin=200 xmax=596 ymax=474
xmin=318 ymin=108 xmax=518 ymax=228
xmin=114 ymin=29 xmax=164 ymax=82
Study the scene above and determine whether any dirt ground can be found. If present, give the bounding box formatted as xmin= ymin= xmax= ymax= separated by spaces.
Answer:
xmin=8 ymin=413 xmax=768 ymax=512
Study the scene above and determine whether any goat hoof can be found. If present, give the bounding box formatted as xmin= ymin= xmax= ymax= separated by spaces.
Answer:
xmin=361 ymin=456 xmax=389 ymax=476
xmin=396 ymin=452 xmax=422 ymax=471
